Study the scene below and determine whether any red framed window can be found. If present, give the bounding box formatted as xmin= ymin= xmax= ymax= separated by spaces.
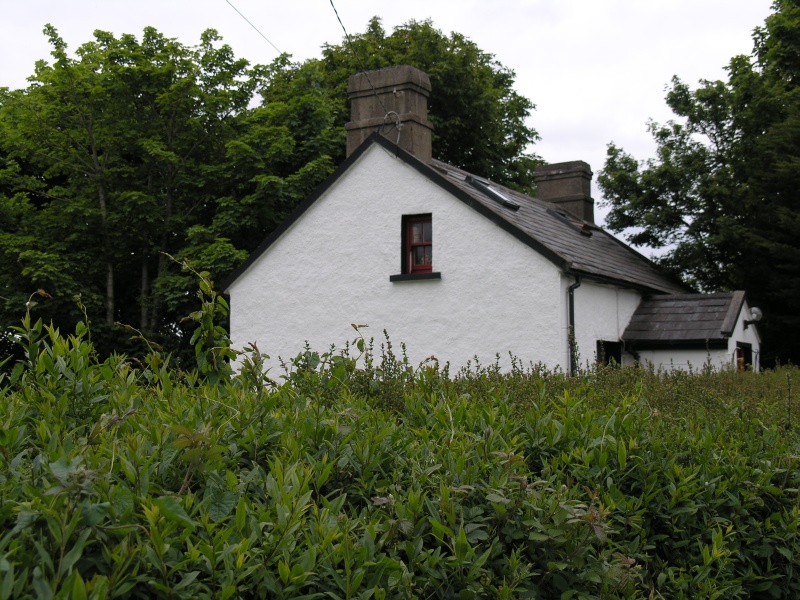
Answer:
xmin=403 ymin=215 xmax=432 ymax=274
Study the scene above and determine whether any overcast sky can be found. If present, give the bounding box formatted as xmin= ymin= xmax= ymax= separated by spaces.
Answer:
xmin=0 ymin=0 xmax=773 ymax=227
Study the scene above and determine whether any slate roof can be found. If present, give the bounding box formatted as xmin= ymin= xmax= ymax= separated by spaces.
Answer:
xmin=428 ymin=157 xmax=688 ymax=294
xmin=621 ymin=291 xmax=745 ymax=347
xmin=224 ymin=134 xmax=689 ymax=295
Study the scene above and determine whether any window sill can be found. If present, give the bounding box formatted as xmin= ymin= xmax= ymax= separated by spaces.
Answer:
xmin=389 ymin=272 xmax=442 ymax=282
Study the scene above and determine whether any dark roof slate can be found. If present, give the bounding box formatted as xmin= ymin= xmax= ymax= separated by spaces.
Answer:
xmin=431 ymin=159 xmax=687 ymax=294
xmin=224 ymin=134 xmax=689 ymax=295
xmin=621 ymin=291 xmax=745 ymax=345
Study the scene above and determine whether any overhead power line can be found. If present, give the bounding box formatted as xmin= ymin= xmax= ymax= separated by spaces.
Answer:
xmin=327 ymin=0 xmax=388 ymax=116
xmin=224 ymin=0 xmax=282 ymax=55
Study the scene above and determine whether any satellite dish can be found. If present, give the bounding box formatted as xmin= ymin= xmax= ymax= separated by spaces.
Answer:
xmin=744 ymin=306 xmax=763 ymax=330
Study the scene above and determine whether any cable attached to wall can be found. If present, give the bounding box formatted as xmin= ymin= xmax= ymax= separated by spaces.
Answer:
xmin=382 ymin=111 xmax=402 ymax=146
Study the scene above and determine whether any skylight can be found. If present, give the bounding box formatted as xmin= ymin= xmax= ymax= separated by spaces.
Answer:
xmin=465 ymin=176 xmax=520 ymax=211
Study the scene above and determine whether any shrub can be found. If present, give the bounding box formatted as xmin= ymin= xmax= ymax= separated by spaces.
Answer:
xmin=0 ymin=321 xmax=798 ymax=598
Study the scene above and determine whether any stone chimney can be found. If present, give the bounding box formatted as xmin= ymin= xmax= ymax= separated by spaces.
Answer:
xmin=533 ymin=161 xmax=594 ymax=224
xmin=345 ymin=65 xmax=434 ymax=161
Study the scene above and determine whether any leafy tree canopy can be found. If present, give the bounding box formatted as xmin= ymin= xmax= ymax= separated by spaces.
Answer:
xmin=0 ymin=25 xmax=327 ymax=360
xmin=1 ymin=19 xmax=540 ymax=365
xmin=261 ymin=17 xmax=541 ymax=193
xmin=598 ymin=0 xmax=800 ymax=366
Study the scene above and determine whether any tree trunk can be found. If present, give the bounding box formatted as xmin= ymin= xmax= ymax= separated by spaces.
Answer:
xmin=140 ymin=256 xmax=149 ymax=331
xmin=150 ymin=185 xmax=173 ymax=330
xmin=150 ymin=253 xmax=166 ymax=329
xmin=96 ymin=180 xmax=115 ymax=324
xmin=105 ymin=262 xmax=114 ymax=324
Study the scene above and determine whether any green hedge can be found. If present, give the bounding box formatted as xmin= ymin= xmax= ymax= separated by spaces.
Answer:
xmin=0 ymin=320 xmax=798 ymax=598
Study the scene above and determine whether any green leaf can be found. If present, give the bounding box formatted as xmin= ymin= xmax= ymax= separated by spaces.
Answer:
xmin=12 ymin=508 xmax=38 ymax=535
xmin=486 ymin=492 xmax=510 ymax=505
xmin=49 ymin=456 xmax=82 ymax=486
xmin=69 ymin=571 xmax=87 ymax=600
xmin=173 ymin=571 xmax=200 ymax=591
xmin=278 ymin=560 xmax=290 ymax=584
xmin=0 ymin=558 xmax=14 ymax=600
xmin=454 ymin=526 xmax=470 ymax=563
xmin=429 ymin=518 xmax=454 ymax=540
xmin=80 ymin=502 xmax=110 ymax=526
xmin=220 ymin=585 xmax=237 ymax=600
xmin=617 ymin=440 xmax=627 ymax=468
xmin=31 ymin=566 xmax=52 ymax=600
xmin=60 ymin=529 xmax=91 ymax=576
xmin=205 ymin=487 xmax=237 ymax=522
xmin=154 ymin=496 xmax=197 ymax=529
xmin=235 ymin=496 xmax=247 ymax=532
xmin=112 ymin=486 xmax=135 ymax=518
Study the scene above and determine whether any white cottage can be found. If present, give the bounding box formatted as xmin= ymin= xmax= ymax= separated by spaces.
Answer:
xmin=224 ymin=65 xmax=761 ymax=372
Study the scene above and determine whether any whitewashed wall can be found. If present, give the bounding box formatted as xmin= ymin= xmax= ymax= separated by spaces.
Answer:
xmin=228 ymin=144 xmax=567 ymax=373
xmin=636 ymin=348 xmax=733 ymax=372
xmin=568 ymin=280 xmax=642 ymax=368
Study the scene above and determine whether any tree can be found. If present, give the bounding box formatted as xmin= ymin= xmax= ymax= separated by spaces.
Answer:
xmin=1 ymin=20 xmax=541 ymax=363
xmin=598 ymin=1 xmax=800 ymax=366
xmin=0 ymin=26 xmax=272 ymax=359
xmin=260 ymin=18 xmax=542 ymax=193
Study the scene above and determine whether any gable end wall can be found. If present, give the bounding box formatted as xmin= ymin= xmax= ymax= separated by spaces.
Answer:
xmin=228 ymin=144 xmax=567 ymax=371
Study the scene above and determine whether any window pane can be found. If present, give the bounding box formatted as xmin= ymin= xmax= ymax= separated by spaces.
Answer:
xmin=412 ymin=223 xmax=422 ymax=243
xmin=423 ymin=222 xmax=432 ymax=242
xmin=425 ymin=246 xmax=432 ymax=264
xmin=414 ymin=246 xmax=425 ymax=265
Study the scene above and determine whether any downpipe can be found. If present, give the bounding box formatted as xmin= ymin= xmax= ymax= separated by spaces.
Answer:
xmin=568 ymin=276 xmax=582 ymax=375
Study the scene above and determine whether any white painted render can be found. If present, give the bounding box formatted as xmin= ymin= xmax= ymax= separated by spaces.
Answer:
xmin=636 ymin=348 xmax=732 ymax=372
xmin=228 ymin=144 xmax=567 ymax=373
xmin=569 ymin=280 xmax=642 ymax=368
xmin=228 ymin=141 xmax=762 ymax=375
xmin=727 ymin=299 xmax=762 ymax=357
